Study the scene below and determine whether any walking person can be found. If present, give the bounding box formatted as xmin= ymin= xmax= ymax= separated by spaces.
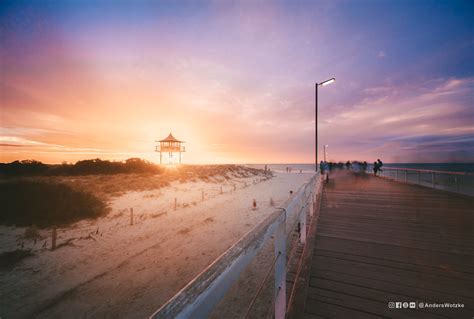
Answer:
xmin=377 ymin=159 xmax=383 ymax=174
xmin=373 ymin=161 xmax=379 ymax=176
xmin=362 ymin=161 xmax=368 ymax=174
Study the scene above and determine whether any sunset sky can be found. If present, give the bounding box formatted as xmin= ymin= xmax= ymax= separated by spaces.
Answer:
xmin=1 ymin=0 xmax=473 ymax=164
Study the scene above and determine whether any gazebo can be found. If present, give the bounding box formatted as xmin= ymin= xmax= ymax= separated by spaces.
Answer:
xmin=155 ymin=133 xmax=185 ymax=164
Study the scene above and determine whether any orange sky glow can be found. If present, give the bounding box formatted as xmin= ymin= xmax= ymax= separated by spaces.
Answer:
xmin=1 ymin=1 xmax=473 ymax=164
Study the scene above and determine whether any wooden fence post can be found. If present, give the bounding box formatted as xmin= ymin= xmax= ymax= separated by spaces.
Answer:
xmin=270 ymin=197 xmax=275 ymax=207
xmin=51 ymin=227 xmax=57 ymax=250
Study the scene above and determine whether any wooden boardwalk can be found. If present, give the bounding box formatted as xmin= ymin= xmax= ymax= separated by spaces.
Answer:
xmin=292 ymin=170 xmax=474 ymax=319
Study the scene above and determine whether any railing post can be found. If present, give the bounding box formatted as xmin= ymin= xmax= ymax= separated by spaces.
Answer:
xmin=417 ymin=171 xmax=420 ymax=184
xmin=274 ymin=217 xmax=286 ymax=319
xmin=309 ymin=199 xmax=314 ymax=217
xmin=299 ymin=207 xmax=306 ymax=244
xmin=455 ymin=176 xmax=459 ymax=192
xmin=396 ymin=170 xmax=398 ymax=181
xmin=432 ymin=172 xmax=435 ymax=188
xmin=404 ymin=170 xmax=407 ymax=182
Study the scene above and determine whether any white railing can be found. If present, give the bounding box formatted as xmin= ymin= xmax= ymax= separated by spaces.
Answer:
xmin=367 ymin=167 xmax=473 ymax=197
xmin=150 ymin=172 xmax=322 ymax=319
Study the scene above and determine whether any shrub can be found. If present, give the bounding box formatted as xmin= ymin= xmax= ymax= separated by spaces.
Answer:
xmin=0 ymin=158 xmax=163 ymax=177
xmin=23 ymin=225 xmax=41 ymax=239
xmin=0 ymin=180 xmax=108 ymax=228
xmin=0 ymin=160 xmax=49 ymax=176
xmin=0 ymin=249 xmax=34 ymax=270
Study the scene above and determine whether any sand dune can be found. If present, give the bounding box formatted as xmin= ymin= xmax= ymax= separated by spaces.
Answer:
xmin=0 ymin=169 xmax=312 ymax=318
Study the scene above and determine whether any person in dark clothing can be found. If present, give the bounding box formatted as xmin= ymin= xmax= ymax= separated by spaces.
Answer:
xmin=377 ymin=159 xmax=383 ymax=173
xmin=373 ymin=161 xmax=379 ymax=176
xmin=362 ymin=161 xmax=368 ymax=173
xmin=345 ymin=161 xmax=351 ymax=170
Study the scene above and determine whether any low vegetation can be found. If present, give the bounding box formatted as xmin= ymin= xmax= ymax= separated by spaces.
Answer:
xmin=0 ymin=158 xmax=162 ymax=177
xmin=53 ymin=164 xmax=269 ymax=198
xmin=0 ymin=180 xmax=108 ymax=228
xmin=0 ymin=249 xmax=34 ymax=271
xmin=0 ymin=159 xmax=270 ymax=227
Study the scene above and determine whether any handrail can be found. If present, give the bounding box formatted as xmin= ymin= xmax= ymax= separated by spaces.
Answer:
xmin=350 ymin=165 xmax=474 ymax=197
xmin=381 ymin=167 xmax=472 ymax=176
xmin=150 ymin=172 xmax=321 ymax=319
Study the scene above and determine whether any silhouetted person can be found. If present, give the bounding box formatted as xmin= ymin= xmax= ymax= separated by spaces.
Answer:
xmin=362 ymin=161 xmax=368 ymax=173
xmin=377 ymin=159 xmax=383 ymax=173
xmin=373 ymin=161 xmax=379 ymax=176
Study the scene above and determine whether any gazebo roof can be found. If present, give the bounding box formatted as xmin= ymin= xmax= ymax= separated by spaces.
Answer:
xmin=159 ymin=133 xmax=184 ymax=143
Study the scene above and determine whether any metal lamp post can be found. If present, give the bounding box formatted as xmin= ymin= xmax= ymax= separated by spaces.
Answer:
xmin=315 ymin=78 xmax=335 ymax=172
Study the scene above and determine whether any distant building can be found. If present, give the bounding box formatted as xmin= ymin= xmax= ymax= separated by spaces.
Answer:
xmin=155 ymin=133 xmax=185 ymax=164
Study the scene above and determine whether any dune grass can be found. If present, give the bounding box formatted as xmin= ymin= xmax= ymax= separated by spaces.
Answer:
xmin=0 ymin=249 xmax=34 ymax=270
xmin=29 ymin=164 xmax=269 ymax=199
xmin=0 ymin=164 xmax=270 ymax=228
xmin=0 ymin=180 xmax=108 ymax=228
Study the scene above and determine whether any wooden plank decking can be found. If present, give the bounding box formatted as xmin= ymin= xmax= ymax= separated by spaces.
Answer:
xmin=298 ymin=170 xmax=474 ymax=319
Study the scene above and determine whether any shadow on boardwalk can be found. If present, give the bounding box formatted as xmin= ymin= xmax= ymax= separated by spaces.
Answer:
xmin=302 ymin=170 xmax=474 ymax=319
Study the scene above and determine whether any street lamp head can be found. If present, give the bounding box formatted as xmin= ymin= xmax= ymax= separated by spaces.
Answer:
xmin=320 ymin=78 xmax=335 ymax=87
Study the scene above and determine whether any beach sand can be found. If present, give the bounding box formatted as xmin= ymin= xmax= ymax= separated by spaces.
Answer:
xmin=0 ymin=169 xmax=312 ymax=318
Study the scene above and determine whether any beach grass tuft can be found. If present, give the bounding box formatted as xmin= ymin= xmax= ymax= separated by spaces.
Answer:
xmin=0 ymin=180 xmax=108 ymax=228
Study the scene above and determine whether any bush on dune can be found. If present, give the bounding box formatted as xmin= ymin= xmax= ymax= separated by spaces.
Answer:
xmin=0 ymin=160 xmax=49 ymax=176
xmin=0 ymin=158 xmax=163 ymax=177
xmin=0 ymin=180 xmax=108 ymax=228
xmin=0 ymin=161 xmax=269 ymax=228
xmin=0 ymin=249 xmax=34 ymax=271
